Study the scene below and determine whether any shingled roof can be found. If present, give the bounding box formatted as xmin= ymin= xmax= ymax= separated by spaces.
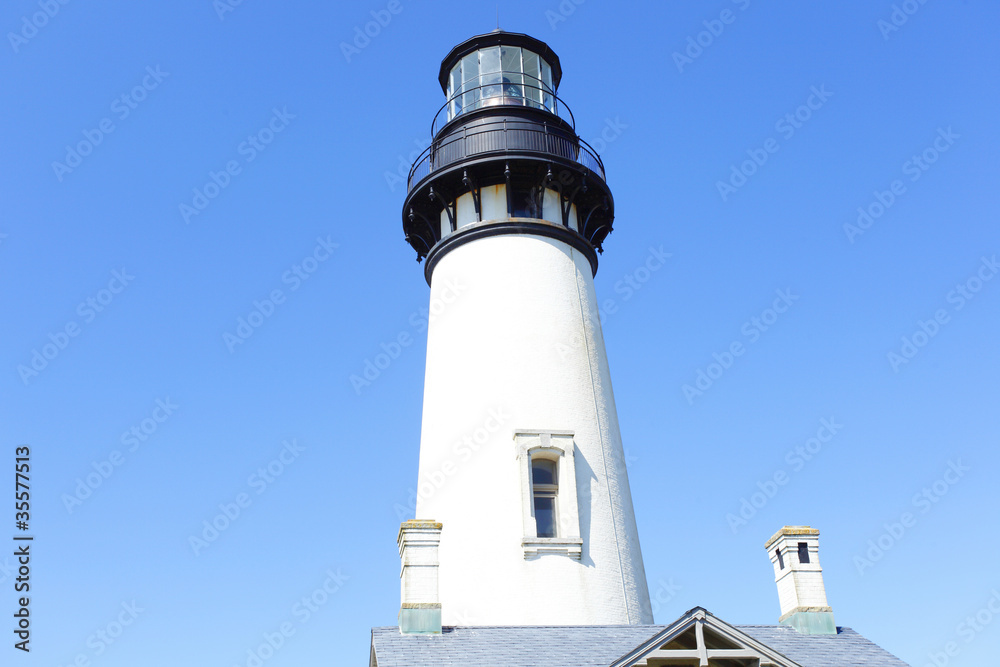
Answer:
xmin=740 ymin=625 xmax=911 ymax=667
xmin=370 ymin=608 xmax=910 ymax=667
xmin=370 ymin=625 xmax=664 ymax=667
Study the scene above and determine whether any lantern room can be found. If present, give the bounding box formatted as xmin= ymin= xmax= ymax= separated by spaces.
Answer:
xmin=442 ymin=41 xmax=559 ymax=123
xmin=403 ymin=30 xmax=615 ymax=284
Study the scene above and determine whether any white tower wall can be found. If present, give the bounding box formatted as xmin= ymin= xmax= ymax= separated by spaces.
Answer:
xmin=414 ymin=227 xmax=653 ymax=626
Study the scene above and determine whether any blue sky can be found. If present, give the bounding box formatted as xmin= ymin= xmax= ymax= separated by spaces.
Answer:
xmin=2 ymin=1 xmax=998 ymax=666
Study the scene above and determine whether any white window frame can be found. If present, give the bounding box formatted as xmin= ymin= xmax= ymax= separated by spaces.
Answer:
xmin=530 ymin=458 xmax=558 ymax=538
xmin=514 ymin=430 xmax=582 ymax=560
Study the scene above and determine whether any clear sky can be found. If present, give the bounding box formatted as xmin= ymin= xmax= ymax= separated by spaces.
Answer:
xmin=2 ymin=1 xmax=998 ymax=666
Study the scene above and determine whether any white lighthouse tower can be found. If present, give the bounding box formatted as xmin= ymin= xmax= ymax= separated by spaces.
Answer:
xmin=398 ymin=30 xmax=652 ymax=630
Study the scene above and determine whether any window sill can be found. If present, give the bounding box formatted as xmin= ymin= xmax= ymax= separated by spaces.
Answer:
xmin=522 ymin=537 xmax=583 ymax=560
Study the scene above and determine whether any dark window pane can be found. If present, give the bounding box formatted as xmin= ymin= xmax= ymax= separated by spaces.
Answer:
xmin=776 ymin=548 xmax=784 ymax=570
xmin=798 ymin=542 xmax=810 ymax=564
xmin=511 ymin=186 xmax=541 ymax=218
xmin=531 ymin=459 xmax=556 ymax=485
xmin=534 ymin=495 xmax=555 ymax=537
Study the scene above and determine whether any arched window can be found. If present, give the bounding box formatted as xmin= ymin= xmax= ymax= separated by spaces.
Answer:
xmin=531 ymin=458 xmax=558 ymax=538
xmin=514 ymin=431 xmax=582 ymax=559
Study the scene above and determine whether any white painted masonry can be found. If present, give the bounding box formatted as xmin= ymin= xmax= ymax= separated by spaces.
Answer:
xmin=441 ymin=185 xmax=578 ymax=238
xmin=414 ymin=230 xmax=652 ymax=625
xmin=398 ymin=521 xmax=442 ymax=606
xmin=765 ymin=526 xmax=832 ymax=617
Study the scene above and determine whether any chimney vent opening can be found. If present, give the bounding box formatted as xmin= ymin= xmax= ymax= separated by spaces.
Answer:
xmin=797 ymin=542 xmax=810 ymax=564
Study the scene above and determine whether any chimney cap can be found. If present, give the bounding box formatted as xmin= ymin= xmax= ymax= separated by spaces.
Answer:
xmin=765 ymin=525 xmax=820 ymax=549
xmin=399 ymin=519 xmax=444 ymax=530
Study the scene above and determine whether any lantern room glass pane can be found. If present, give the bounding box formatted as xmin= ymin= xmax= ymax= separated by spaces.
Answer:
xmin=449 ymin=64 xmax=462 ymax=119
xmin=480 ymin=46 xmax=500 ymax=73
xmin=501 ymin=46 xmax=521 ymax=74
xmin=461 ymin=52 xmax=480 ymax=112
xmin=480 ymin=47 xmax=501 ymax=100
xmin=541 ymin=60 xmax=555 ymax=113
xmin=461 ymin=52 xmax=479 ymax=89
xmin=522 ymin=50 xmax=541 ymax=109
xmin=501 ymin=72 xmax=523 ymax=103
xmin=500 ymin=46 xmax=523 ymax=102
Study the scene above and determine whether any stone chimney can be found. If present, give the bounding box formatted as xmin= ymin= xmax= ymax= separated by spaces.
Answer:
xmin=398 ymin=520 xmax=442 ymax=634
xmin=765 ymin=526 xmax=836 ymax=635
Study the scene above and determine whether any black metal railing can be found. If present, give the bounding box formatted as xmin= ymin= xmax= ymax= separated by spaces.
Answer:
xmin=432 ymin=77 xmax=574 ymax=137
xmin=407 ymin=117 xmax=605 ymax=193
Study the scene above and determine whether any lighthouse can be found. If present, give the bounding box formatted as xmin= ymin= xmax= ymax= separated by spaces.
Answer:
xmin=399 ymin=30 xmax=653 ymax=630
xmin=372 ymin=31 xmax=913 ymax=667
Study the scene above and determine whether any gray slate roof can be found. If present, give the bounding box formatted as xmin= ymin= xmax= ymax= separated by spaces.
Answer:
xmin=370 ymin=624 xmax=911 ymax=667
xmin=740 ymin=625 xmax=910 ymax=667
xmin=371 ymin=625 xmax=662 ymax=667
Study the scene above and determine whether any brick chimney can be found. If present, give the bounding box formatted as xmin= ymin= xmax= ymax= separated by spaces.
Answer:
xmin=765 ymin=526 xmax=836 ymax=635
xmin=398 ymin=520 xmax=442 ymax=634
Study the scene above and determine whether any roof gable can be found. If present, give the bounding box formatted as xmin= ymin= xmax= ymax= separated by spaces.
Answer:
xmin=611 ymin=607 xmax=801 ymax=667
